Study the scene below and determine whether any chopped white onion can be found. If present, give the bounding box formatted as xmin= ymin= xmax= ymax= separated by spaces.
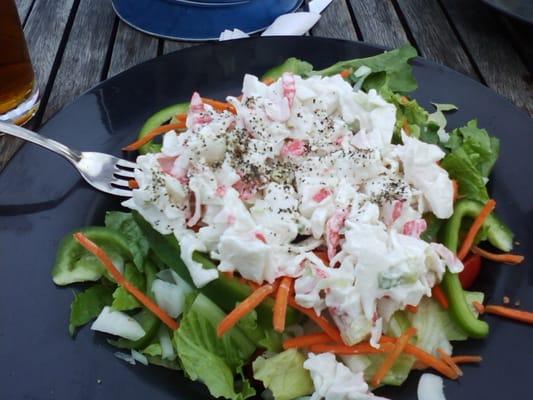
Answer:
xmin=158 ymin=326 xmax=176 ymax=361
xmin=131 ymin=349 xmax=148 ymax=366
xmin=91 ymin=306 xmax=145 ymax=341
xmin=115 ymin=351 xmax=136 ymax=365
xmin=418 ymin=373 xmax=446 ymax=400
xmin=152 ymin=279 xmax=187 ymax=318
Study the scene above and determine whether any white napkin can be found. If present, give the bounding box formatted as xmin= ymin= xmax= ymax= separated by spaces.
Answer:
xmin=218 ymin=0 xmax=334 ymax=40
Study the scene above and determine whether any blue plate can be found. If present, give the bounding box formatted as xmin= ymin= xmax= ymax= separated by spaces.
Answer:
xmin=111 ymin=0 xmax=304 ymax=41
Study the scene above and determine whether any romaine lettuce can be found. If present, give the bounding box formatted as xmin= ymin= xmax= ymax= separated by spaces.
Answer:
xmin=69 ymin=283 xmax=114 ymax=335
xmin=253 ymin=349 xmax=314 ymax=400
xmin=174 ymin=294 xmax=256 ymax=400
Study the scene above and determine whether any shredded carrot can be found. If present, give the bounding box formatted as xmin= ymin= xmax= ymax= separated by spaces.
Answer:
xmin=451 ymin=355 xmax=482 ymax=364
xmin=405 ymin=304 xmax=418 ymax=314
xmin=484 ymin=305 xmax=533 ymax=324
xmin=399 ymin=95 xmax=410 ymax=105
xmin=122 ymin=122 xmax=186 ymax=151
xmin=273 ymin=277 xmax=293 ymax=332
xmin=372 ymin=327 xmax=417 ymax=386
xmin=287 ymin=297 xmax=343 ymax=343
xmin=201 ymin=98 xmax=237 ymax=114
xmin=222 ymin=271 xmax=234 ymax=278
xmin=217 ymin=284 xmax=274 ymax=337
xmin=309 ymin=342 xmax=393 ymax=355
xmin=432 ymin=285 xmax=449 ymax=309
xmin=452 ymin=179 xmax=459 ymax=201
xmin=340 ymin=68 xmax=352 ymax=79
xmin=128 ymin=179 xmax=139 ymax=189
xmin=175 ymin=113 xmax=187 ymax=122
xmin=73 ymin=233 xmax=179 ymax=331
xmin=437 ymin=348 xmax=463 ymax=377
xmin=471 ymin=245 xmax=524 ymax=265
xmin=380 ymin=336 xmax=457 ymax=379
xmin=283 ymin=333 xmax=333 ymax=350
xmin=472 ymin=301 xmax=485 ymax=314
xmin=457 ymin=199 xmax=496 ymax=260
xmin=402 ymin=119 xmax=412 ymax=134
xmin=262 ymin=77 xmax=275 ymax=85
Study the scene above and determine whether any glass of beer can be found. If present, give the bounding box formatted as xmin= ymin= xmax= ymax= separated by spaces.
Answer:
xmin=0 ymin=0 xmax=40 ymax=125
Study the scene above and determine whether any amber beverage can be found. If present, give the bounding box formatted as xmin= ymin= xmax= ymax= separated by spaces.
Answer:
xmin=0 ymin=0 xmax=39 ymax=124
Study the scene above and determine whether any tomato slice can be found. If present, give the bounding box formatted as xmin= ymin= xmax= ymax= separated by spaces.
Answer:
xmin=459 ymin=254 xmax=482 ymax=289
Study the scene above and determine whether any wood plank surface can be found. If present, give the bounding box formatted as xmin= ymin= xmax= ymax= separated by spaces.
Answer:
xmin=347 ymin=0 xmax=409 ymax=49
xmin=15 ymin=0 xmax=35 ymax=23
xmin=43 ymin=0 xmax=116 ymax=121
xmin=107 ymin=21 xmax=158 ymax=78
xmin=163 ymin=40 xmax=196 ymax=55
xmin=0 ymin=0 xmax=76 ymax=171
xmin=310 ymin=0 xmax=359 ymax=41
xmin=396 ymin=0 xmax=478 ymax=79
xmin=441 ymin=0 xmax=533 ymax=115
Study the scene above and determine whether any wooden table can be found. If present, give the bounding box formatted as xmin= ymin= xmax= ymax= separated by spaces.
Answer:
xmin=1 ymin=0 xmax=531 ymax=171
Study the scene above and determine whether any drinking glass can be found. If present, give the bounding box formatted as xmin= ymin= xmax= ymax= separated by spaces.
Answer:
xmin=0 ymin=0 xmax=40 ymax=125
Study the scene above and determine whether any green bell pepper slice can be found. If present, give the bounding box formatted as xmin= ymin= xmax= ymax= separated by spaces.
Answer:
xmin=136 ymin=102 xmax=189 ymax=154
xmin=441 ymin=199 xmax=513 ymax=338
xmin=52 ymin=227 xmax=132 ymax=286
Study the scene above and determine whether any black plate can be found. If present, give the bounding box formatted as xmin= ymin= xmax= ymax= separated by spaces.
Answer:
xmin=0 ymin=37 xmax=532 ymax=399
xmin=481 ymin=0 xmax=533 ymax=24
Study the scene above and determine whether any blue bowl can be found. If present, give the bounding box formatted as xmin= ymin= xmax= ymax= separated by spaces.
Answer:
xmin=112 ymin=0 xmax=304 ymax=41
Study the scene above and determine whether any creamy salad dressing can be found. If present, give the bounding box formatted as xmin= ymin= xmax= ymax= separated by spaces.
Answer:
xmin=124 ymin=72 xmax=461 ymax=359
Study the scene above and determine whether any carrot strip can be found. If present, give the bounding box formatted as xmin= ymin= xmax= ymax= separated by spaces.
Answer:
xmin=484 ymin=305 xmax=533 ymax=324
xmin=471 ymin=246 xmax=524 ymax=265
xmin=437 ymin=348 xmax=463 ymax=377
xmin=283 ymin=333 xmax=332 ymax=350
xmin=261 ymin=77 xmax=275 ymax=85
xmin=217 ymin=284 xmax=274 ymax=337
xmin=405 ymin=304 xmax=418 ymax=314
xmin=309 ymin=342 xmax=394 ymax=355
xmin=273 ymin=277 xmax=293 ymax=332
xmin=175 ymin=113 xmax=187 ymax=122
xmin=451 ymin=355 xmax=482 ymax=364
xmin=472 ymin=301 xmax=485 ymax=314
xmin=287 ymin=297 xmax=343 ymax=343
xmin=457 ymin=199 xmax=496 ymax=260
xmin=452 ymin=180 xmax=459 ymax=201
xmin=402 ymin=119 xmax=412 ymax=134
xmin=372 ymin=327 xmax=417 ymax=386
xmin=432 ymin=285 xmax=449 ymax=309
xmin=122 ymin=122 xmax=186 ymax=151
xmin=73 ymin=233 xmax=179 ymax=331
xmin=201 ymin=98 xmax=237 ymax=114
xmin=380 ymin=336 xmax=457 ymax=379
xmin=340 ymin=68 xmax=352 ymax=79
xmin=128 ymin=179 xmax=139 ymax=189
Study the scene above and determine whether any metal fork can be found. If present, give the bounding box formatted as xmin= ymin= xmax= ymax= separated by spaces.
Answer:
xmin=0 ymin=121 xmax=137 ymax=197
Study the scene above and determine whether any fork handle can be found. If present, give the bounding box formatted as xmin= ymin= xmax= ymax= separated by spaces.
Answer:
xmin=0 ymin=121 xmax=81 ymax=163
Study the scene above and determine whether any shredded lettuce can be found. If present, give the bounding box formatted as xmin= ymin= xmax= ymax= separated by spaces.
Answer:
xmin=253 ymin=349 xmax=314 ymax=400
xmin=105 ymin=211 xmax=149 ymax=271
xmin=69 ymin=284 xmax=114 ymax=335
xmin=237 ymin=309 xmax=282 ymax=352
xmin=174 ymin=294 xmax=256 ymax=400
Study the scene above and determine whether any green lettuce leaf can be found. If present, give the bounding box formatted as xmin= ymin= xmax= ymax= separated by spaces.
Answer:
xmin=315 ymin=44 xmax=418 ymax=93
xmin=237 ymin=309 xmax=282 ymax=352
xmin=174 ymin=294 xmax=256 ymax=400
xmin=69 ymin=284 xmax=114 ymax=335
xmin=105 ymin=212 xmax=149 ymax=271
xmin=111 ymin=263 xmax=146 ymax=311
xmin=441 ymin=148 xmax=490 ymax=202
xmin=445 ymin=120 xmax=500 ymax=177
xmin=253 ymin=349 xmax=314 ymax=400
xmin=261 ymin=44 xmax=418 ymax=95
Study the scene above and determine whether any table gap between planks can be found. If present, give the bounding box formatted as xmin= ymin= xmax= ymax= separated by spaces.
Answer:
xmin=1 ymin=0 xmax=531 ymax=171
